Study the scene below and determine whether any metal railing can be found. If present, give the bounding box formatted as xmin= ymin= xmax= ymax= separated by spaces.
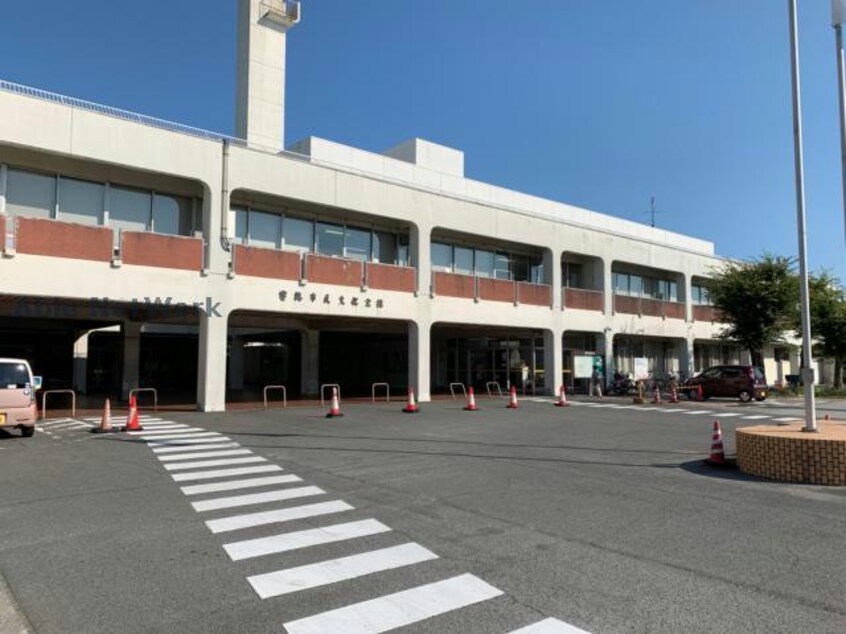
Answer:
xmin=371 ymin=383 xmax=390 ymax=403
xmin=449 ymin=382 xmax=467 ymax=400
xmin=485 ymin=381 xmax=504 ymax=399
xmin=129 ymin=388 xmax=158 ymax=411
xmin=320 ymin=384 xmax=341 ymax=407
xmin=41 ymin=389 xmax=76 ymax=420
xmin=263 ymin=385 xmax=288 ymax=409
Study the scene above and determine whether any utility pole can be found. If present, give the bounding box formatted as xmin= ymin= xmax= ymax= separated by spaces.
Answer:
xmin=832 ymin=0 xmax=846 ymax=243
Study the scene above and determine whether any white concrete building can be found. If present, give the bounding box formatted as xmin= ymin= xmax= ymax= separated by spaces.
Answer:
xmin=0 ymin=0 xmax=793 ymax=410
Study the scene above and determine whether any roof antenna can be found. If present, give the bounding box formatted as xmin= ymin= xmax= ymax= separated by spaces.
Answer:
xmin=645 ymin=196 xmax=661 ymax=228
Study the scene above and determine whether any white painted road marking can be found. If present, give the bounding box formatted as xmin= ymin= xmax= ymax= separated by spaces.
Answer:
xmin=223 ymin=518 xmax=392 ymax=561
xmin=141 ymin=431 xmax=222 ymax=441
xmin=509 ymin=617 xmax=593 ymax=633
xmin=148 ymin=436 xmax=232 ymax=448
xmin=773 ymin=417 xmax=800 ymax=422
xmin=282 ymin=573 xmax=503 ymax=634
xmin=157 ymin=448 xmax=253 ymax=462
xmin=152 ymin=442 xmax=240 ymax=453
xmin=171 ymin=465 xmax=282 ymax=482
xmin=741 ymin=415 xmax=771 ymax=420
xmin=682 ymin=411 xmax=714 ymax=415
xmin=714 ymin=413 xmax=741 ymax=418
xmin=205 ymin=500 xmax=354 ymax=534
xmin=247 ymin=542 xmax=438 ymax=599
xmin=192 ymin=485 xmax=325 ymax=512
xmin=164 ymin=456 xmax=267 ymax=471
xmin=127 ymin=425 xmax=190 ymax=434
xmin=181 ymin=474 xmax=302 ymax=496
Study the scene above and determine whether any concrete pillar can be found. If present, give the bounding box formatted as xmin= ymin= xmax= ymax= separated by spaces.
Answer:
xmin=228 ymin=336 xmax=245 ymax=391
xmin=299 ymin=329 xmax=320 ymax=396
xmin=73 ymin=331 xmax=89 ymax=395
xmin=681 ymin=336 xmax=695 ymax=379
xmin=543 ymin=328 xmax=563 ymax=397
xmin=197 ymin=309 xmax=229 ymax=412
xmin=121 ymin=322 xmax=142 ymax=399
xmin=601 ymin=329 xmax=614 ymax=387
xmin=683 ymin=273 xmax=693 ymax=322
xmin=603 ymin=259 xmax=614 ymax=315
xmin=546 ymin=248 xmax=561 ymax=309
xmin=410 ymin=223 xmax=431 ymax=296
xmin=409 ymin=320 xmax=431 ymax=402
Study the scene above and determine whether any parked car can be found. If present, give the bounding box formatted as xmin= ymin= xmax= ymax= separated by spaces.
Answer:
xmin=0 ymin=359 xmax=41 ymax=437
xmin=683 ymin=365 xmax=768 ymax=402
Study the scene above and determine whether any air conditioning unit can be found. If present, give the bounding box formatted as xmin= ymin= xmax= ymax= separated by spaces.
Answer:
xmin=259 ymin=0 xmax=301 ymax=30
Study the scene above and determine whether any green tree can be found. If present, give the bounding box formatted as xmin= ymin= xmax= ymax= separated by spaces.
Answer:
xmin=807 ymin=273 xmax=846 ymax=388
xmin=707 ymin=255 xmax=798 ymax=368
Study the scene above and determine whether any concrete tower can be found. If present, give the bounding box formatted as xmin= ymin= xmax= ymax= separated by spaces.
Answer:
xmin=235 ymin=0 xmax=300 ymax=150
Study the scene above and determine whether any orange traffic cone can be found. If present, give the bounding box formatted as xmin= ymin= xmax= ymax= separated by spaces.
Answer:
xmin=326 ymin=387 xmax=343 ymax=418
xmin=695 ymin=384 xmax=704 ymax=402
xmin=403 ymin=387 xmax=419 ymax=413
xmin=506 ymin=385 xmax=518 ymax=409
xmin=705 ymin=420 xmax=726 ymax=466
xmin=91 ymin=398 xmax=114 ymax=434
xmin=464 ymin=386 xmax=479 ymax=411
xmin=824 ymin=413 xmax=831 ymax=422
xmin=554 ymin=384 xmax=570 ymax=407
xmin=124 ymin=395 xmax=143 ymax=431
xmin=652 ymin=385 xmax=662 ymax=405
xmin=669 ymin=384 xmax=679 ymax=403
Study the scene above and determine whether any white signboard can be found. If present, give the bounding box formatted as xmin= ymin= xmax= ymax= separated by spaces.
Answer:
xmin=633 ymin=357 xmax=650 ymax=381
xmin=574 ymin=355 xmax=594 ymax=379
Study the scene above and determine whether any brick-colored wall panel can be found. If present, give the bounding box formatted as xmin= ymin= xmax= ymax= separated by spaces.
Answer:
xmin=234 ymin=245 xmax=301 ymax=280
xmin=478 ymin=278 xmax=515 ymax=303
xmin=564 ymin=288 xmax=603 ymax=311
xmin=433 ymin=272 xmax=475 ymax=299
xmin=17 ymin=217 xmax=112 ymax=262
xmin=366 ymin=262 xmax=415 ymax=292
xmin=518 ymin=282 xmax=551 ymax=307
xmin=663 ymin=301 xmax=686 ymax=320
xmin=613 ymin=294 xmax=640 ymax=315
xmin=306 ymin=254 xmax=363 ymax=287
xmin=694 ymin=305 xmax=715 ymax=322
xmin=122 ymin=232 xmax=203 ymax=271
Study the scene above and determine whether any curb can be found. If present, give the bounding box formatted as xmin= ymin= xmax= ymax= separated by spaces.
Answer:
xmin=0 ymin=570 xmax=34 ymax=634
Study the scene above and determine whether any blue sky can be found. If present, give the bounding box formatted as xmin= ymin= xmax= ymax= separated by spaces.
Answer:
xmin=1 ymin=1 xmax=844 ymax=278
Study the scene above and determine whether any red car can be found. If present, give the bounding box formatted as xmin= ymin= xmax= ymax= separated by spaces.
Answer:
xmin=683 ymin=365 xmax=768 ymax=402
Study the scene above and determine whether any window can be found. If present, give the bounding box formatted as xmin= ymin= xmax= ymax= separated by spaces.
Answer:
xmin=344 ymin=226 xmax=371 ymax=261
xmin=110 ymin=186 xmax=151 ymax=233
xmin=564 ymin=262 xmax=583 ymax=288
xmin=373 ymin=231 xmax=397 ymax=264
xmin=530 ymin=258 xmax=544 ymax=284
xmin=453 ymin=247 xmax=473 ymax=275
xmin=431 ymin=242 xmax=452 ymax=272
xmin=58 ymin=177 xmax=103 ymax=225
xmin=283 ymin=216 xmax=313 ymax=252
xmin=249 ymin=211 xmax=281 ymax=248
xmin=474 ymin=249 xmax=494 ymax=278
xmin=494 ymin=253 xmax=511 ymax=280
xmin=6 ymin=169 xmax=55 ymax=219
xmin=233 ymin=208 xmax=248 ymax=244
xmin=397 ymin=235 xmax=410 ymax=266
xmin=692 ymin=285 xmax=711 ymax=305
xmin=316 ymin=222 xmax=344 ymax=256
xmin=0 ymin=362 xmax=30 ymax=389
xmin=512 ymin=256 xmax=529 ymax=282
xmin=152 ymin=194 xmax=189 ymax=236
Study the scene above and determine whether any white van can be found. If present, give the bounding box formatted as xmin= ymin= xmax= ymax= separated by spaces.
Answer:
xmin=0 ymin=359 xmax=40 ymax=437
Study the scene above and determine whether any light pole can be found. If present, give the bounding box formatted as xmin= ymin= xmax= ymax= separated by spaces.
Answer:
xmin=833 ymin=0 xmax=846 ymax=243
xmin=787 ymin=0 xmax=817 ymax=432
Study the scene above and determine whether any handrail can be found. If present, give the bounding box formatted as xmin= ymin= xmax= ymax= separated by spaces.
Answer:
xmin=129 ymin=387 xmax=158 ymax=411
xmin=371 ymin=383 xmax=390 ymax=403
xmin=41 ymin=389 xmax=76 ymax=420
xmin=485 ymin=381 xmax=503 ymax=399
xmin=320 ymin=383 xmax=341 ymax=407
xmin=263 ymin=385 xmax=288 ymax=409
xmin=449 ymin=382 xmax=467 ymax=400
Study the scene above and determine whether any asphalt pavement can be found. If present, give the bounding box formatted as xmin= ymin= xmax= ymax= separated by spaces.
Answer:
xmin=1 ymin=396 xmax=845 ymax=633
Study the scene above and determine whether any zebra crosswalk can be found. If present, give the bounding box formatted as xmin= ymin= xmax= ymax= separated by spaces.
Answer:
xmin=564 ymin=400 xmax=801 ymax=423
xmin=133 ymin=417 xmax=589 ymax=633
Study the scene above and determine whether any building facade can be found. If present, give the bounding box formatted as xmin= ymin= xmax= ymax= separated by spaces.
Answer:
xmin=0 ymin=1 xmax=793 ymax=410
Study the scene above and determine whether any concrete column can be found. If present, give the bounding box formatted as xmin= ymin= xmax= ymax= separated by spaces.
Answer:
xmin=410 ymin=223 xmax=431 ymax=296
xmin=409 ymin=320 xmax=431 ymax=402
xmin=73 ymin=331 xmax=89 ymax=395
xmin=197 ymin=309 xmax=229 ymax=412
xmin=603 ymin=259 xmax=614 ymax=315
xmin=546 ymin=248 xmax=561 ymax=309
xmin=228 ymin=336 xmax=245 ymax=391
xmin=601 ymin=329 xmax=614 ymax=387
xmin=299 ymin=329 xmax=320 ymax=396
xmin=683 ymin=273 xmax=693 ymax=322
xmin=0 ymin=164 xmax=7 ymax=215
xmin=544 ymin=327 xmax=563 ymax=397
xmin=681 ymin=336 xmax=695 ymax=379
xmin=121 ymin=322 xmax=142 ymax=399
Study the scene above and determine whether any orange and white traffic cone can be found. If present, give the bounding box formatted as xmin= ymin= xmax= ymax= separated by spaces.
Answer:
xmin=669 ymin=385 xmax=679 ymax=403
xmin=696 ymin=384 xmax=704 ymax=402
xmin=705 ymin=420 xmax=726 ymax=466
xmin=652 ymin=385 xmax=662 ymax=405
xmin=403 ymin=387 xmax=419 ymax=413
xmin=464 ymin=386 xmax=479 ymax=411
xmin=554 ymin=384 xmax=570 ymax=407
xmin=91 ymin=398 xmax=114 ymax=434
xmin=124 ymin=395 xmax=143 ymax=431
xmin=326 ymin=387 xmax=343 ymax=418
xmin=506 ymin=385 xmax=518 ymax=409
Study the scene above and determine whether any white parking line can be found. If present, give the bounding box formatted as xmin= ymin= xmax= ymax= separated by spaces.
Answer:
xmin=171 ymin=465 xmax=282 ymax=482
xmin=181 ymin=474 xmax=302 ymax=496
xmin=248 ymin=542 xmax=438 ymax=599
xmin=205 ymin=500 xmax=354 ymax=534
xmin=509 ymin=617 xmax=592 ymax=633
xmin=164 ymin=456 xmax=267 ymax=471
xmin=223 ymin=518 xmax=392 ymax=561
xmin=282 ymin=573 xmax=503 ymax=634
xmin=152 ymin=442 xmax=240 ymax=453
xmin=157 ymin=448 xmax=253 ymax=462
xmin=192 ymin=485 xmax=324 ymax=512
